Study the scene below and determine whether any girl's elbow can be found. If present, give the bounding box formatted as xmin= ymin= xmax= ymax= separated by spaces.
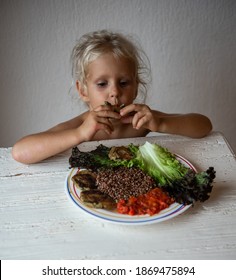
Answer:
xmin=12 ymin=144 xmax=31 ymax=164
xmin=198 ymin=118 xmax=213 ymax=138
xmin=205 ymin=119 xmax=213 ymax=135
xmin=12 ymin=145 xmax=22 ymax=163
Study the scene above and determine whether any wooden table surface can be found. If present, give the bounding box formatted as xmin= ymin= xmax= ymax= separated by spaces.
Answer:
xmin=0 ymin=132 xmax=235 ymax=260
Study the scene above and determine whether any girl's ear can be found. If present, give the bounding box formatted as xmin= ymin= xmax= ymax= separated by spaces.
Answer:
xmin=76 ymin=80 xmax=90 ymax=102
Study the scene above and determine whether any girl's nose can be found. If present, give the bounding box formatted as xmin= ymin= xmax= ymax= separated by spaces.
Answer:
xmin=110 ymin=96 xmax=118 ymax=105
xmin=110 ymin=85 xmax=119 ymax=96
xmin=109 ymin=85 xmax=120 ymax=104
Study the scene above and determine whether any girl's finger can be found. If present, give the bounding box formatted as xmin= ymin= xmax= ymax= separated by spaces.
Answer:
xmin=120 ymin=115 xmax=133 ymax=124
xmin=95 ymin=108 xmax=121 ymax=120
xmin=132 ymin=112 xmax=144 ymax=128
xmin=133 ymin=114 xmax=150 ymax=129
xmin=98 ymin=117 xmax=114 ymax=131
xmin=120 ymin=104 xmax=137 ymax=116
xmin=97 ymin=122 xmax=113 ymax=135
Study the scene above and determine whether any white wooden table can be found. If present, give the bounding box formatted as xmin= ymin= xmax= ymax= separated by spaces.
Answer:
xmin=0 ymin=132 xmax=235 ymax=260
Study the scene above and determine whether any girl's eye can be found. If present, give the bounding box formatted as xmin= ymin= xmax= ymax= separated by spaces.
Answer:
xmin=97 ymin=81 xmax=107 ymax=87
xmin=120 ymin=80 xmax=129 ymax=87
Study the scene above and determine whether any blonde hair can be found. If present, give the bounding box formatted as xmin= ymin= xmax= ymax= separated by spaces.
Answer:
xmin=71 ymin=30 xmax=151 ymax=99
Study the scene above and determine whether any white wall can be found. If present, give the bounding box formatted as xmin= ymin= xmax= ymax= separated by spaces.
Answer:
xmin=1 ymin=0 xmax=236 ymax=151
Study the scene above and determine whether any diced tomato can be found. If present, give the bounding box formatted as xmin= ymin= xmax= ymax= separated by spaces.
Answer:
xmin=117 ymin=188 xmax=175 ymax=216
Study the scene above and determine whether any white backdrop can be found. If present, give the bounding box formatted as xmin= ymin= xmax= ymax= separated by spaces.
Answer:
xmin=0 ymin=0 xmax=235 ymax=152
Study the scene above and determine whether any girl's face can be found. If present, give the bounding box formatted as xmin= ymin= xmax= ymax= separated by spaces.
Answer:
xmin=78 ymin=53 xmax=138 ymax=110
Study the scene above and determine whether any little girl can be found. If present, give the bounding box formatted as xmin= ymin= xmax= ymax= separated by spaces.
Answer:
xmin=12 ymin=30 xmax=212 ymax=164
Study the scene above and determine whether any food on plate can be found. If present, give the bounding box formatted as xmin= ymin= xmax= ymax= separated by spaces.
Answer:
xmin=96 ymin=166 xmax=157 ymax=201
xmin=117 ymin=188 xmax=175 ymax=216
xmin=80 ymin=189 xmax=116 ymax=210
xmin=72 ymin=170 xmax=97 ymax=190
xmin=72 ymin=169 xmax=116 ymax=210
xmin=161 ymin=167 xmax=215 ymax=205
xmin=108 ymin=146 xmax=133 ymax=161
xmin=129 ymin=141 xmax=216 ymax=204
xmin=69 ymin=144 xmax=111 ymax=171
xmin=69 ymin=142 xmax=216 ymax=206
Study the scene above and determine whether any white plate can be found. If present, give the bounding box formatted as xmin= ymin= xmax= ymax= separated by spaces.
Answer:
xmin=65 ymin=145 xmax=197 ymax=225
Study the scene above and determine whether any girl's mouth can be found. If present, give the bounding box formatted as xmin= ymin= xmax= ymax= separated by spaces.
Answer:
xmin=104 ymin=101 xmax=125 ymax=112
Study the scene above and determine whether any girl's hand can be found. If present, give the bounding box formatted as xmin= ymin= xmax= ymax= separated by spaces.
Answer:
xmin=78 ymin=104 xmax=121 ymax=141
xmin=120 ymin=104 xmax=160 ymax=131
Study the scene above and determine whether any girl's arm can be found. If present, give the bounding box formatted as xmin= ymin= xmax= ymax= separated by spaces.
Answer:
xmin=12 ymin=116 xmax=86 ymax=164
xmin=151 ymin=111 xmax=213 ymax=138
xmin=120 ymin=105 xmax=212 ymax=138
xmin=12 ymin=106 xmax=121 ymax=164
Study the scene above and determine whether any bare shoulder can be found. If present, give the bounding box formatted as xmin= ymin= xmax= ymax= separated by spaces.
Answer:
xmin=48 ymin=111 xmax=88 ymax=132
